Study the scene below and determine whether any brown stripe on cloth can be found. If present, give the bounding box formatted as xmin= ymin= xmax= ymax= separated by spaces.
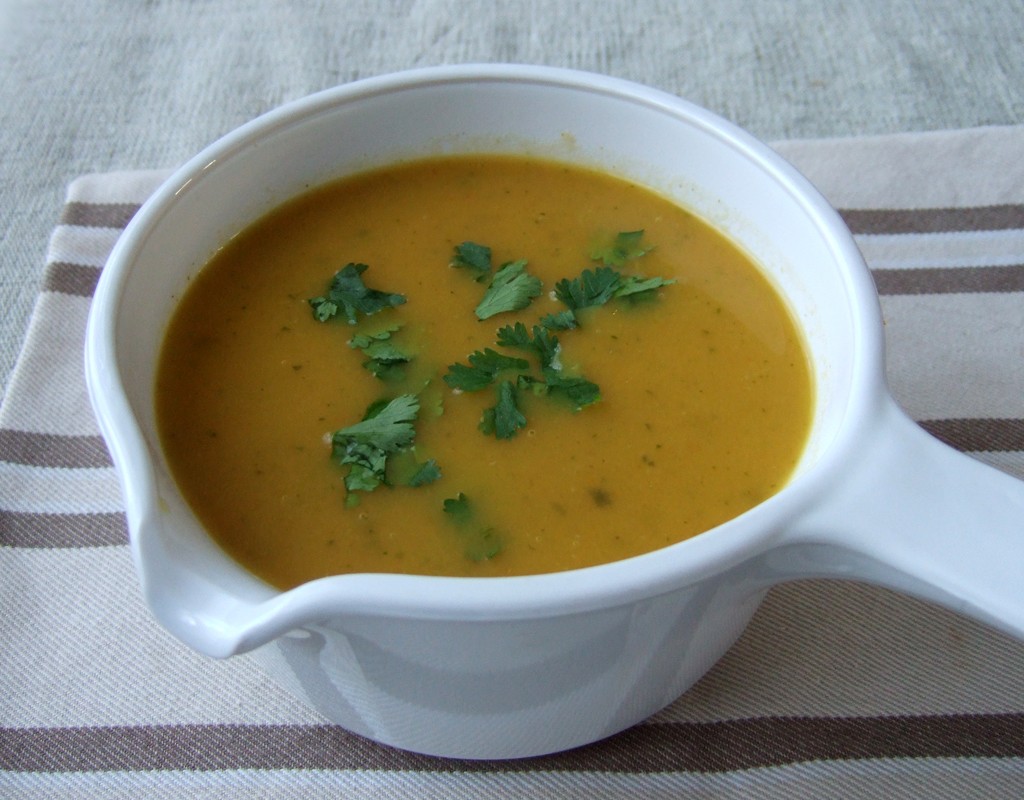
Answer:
xmin=1 ymin=715 xmax=1023 ymax=773
xmin=873 ymin=264 xmax=1024 ymax=295
xmin=0 ymin=510 xmax=127 ymax=547
xmin=42 ymin=262 xmax=102 ymax=297
xmin=59 ymin=202 xmax=141 ymax=229
xmin=920 ymin=418 xmax=1024 ymax=452
xmin=0 ymin=430 xmax=112 ymax=468
xmin=841 ymin=204 xmax=1024 ymax=235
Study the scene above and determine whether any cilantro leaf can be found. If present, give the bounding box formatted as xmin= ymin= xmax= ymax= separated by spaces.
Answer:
xmin=517 ymin=370 xmax=601 ymax=409
xmin=515 ymin=373 xmax=548 ymax=397
xmin=331 ymin=395 xmax=419 ymax=497
xmin=613 ymin=274 xmax=676 ymax=300
xmin=450 ymin=241 xmax=492 ymax=280
xmin=528 ymin=326 xmax=560 ymax=371
xmin=340 ymin=445 xmax=388 ymax=494
xmin=442 ymin=492 xmax=472 ymax=521
xmin=407 ymin=458 xmax=442 ymax=487
xmin=348 ymin=324 xmax=401 ymax=350
xmin=479 ymin=380 xmax=527 ymax=439
xmin=309 ymin=263 xmax=406 ymax=324
xmin=543 ymin=369 xmax=601 ymax=409
xmin=470 ymin=348 xmax=531 ymax=374
xmin=444 ymin=362 xmax=496 ymax=392
xmin=496 ymin=323 xmax=561 ymax=371
xmin=590 ymin=229 xmax=652 ymax=266
xmin=475 ymin=260 xmax=543 ymax=320
xmin=308 ymin=298 xmax=338 ymax=321
xmin=361 ymin=342 xmax=411 ymax=379
xmin=444 ymin=348 xmax=530 ymax=392
xmin=553 ymin=266 xmax=623 ymax=312
xmin=334 ymin=394 xmax=418 ymax=451
xmin=494 ymin=321 xmax=532 ymax=349
xmin=554 ymin=263 xmax=675 ymax=318
xmin=386 ymin=449 xmax=442 ymax=487
xmin=539 ymin=310 xmax=578 ymax=331
xmin=349 ymin=324 xmax=412 ymax=380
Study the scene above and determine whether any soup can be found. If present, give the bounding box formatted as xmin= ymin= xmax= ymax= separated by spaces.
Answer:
xmin=155 ymin=155 xmax=812 ymax=589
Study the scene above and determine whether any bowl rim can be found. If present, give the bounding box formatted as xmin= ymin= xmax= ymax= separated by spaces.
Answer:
xmin=85 ymin=64 xmax=883 ymax=645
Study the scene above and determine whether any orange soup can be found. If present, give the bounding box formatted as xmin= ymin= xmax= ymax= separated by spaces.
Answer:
xmin=155 ymin=155 xmax=812 ymax=589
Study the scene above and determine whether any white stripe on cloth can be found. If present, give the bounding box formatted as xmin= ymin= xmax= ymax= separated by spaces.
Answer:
xmin=0 ymin=287 xmax=98 ymax=436
xmin=66 ymin=170 xmax=172 ymax=206
xmin=881 ymin=293 xmax=1024 ymax=420
xmin=857 ymin=229 xmax=1024 ymax=269
xmin=0 ymin=462 xmax=123 ymax=514
xmin=46 ymin=226 xmax=125 ymax=268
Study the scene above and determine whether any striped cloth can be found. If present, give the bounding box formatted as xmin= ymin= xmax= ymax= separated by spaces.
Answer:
xmin=2 ymin=127 xmax=1023 ymax=798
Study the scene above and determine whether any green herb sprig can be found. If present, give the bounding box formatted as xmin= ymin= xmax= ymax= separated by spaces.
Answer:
xmin=313 ymin=229 xmax=674 ymax=563
xmin=330 ymin=394 xmax=431 ymax=504
xmin=309 ymin=263 xmax=407 ymax=324
xmin=475 ymin=259 xmax=543 ymax=320
xmin=348 ymin=324 xmax=412 ymax=381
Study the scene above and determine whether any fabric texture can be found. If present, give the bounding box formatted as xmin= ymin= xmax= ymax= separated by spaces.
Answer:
xmin=1 ymin=125 xmax=1023 ymax=797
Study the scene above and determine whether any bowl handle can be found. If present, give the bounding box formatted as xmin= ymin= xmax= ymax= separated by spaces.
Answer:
xmin=780 ymin=392 xmax=1024 ymax=639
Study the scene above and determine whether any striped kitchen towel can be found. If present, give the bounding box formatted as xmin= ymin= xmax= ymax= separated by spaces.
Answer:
xmin=1 ymin=127 xmax=1023 ymax=798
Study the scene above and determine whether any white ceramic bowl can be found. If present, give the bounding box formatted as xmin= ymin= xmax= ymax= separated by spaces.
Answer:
xmin=85 ymin=65 xmax=1024 ymax=759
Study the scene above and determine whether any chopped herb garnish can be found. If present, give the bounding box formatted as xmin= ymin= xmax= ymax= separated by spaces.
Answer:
xmin=450 ymin=241 xmax=492 ymax=280
xmin=539 ymin=309 xmax=579 ymax=331
xmin=444 ymin=362 xmax=495 ymax=392
xmin=309 ymin=263 xmax=407 ymax=324
xmin=316 ymin=228 xmax=667 ymax=555
xmin=349 ymin=324 xmax=412 ymax=380
xmin=406 ymin=458 xmax=442 ymax=487
xmin=361 ymin=342 xmax=411 ymax=380
xmin=525 ymin=326 xmax=560 ymax=371
xmin=444 ymin=348 xmax=530 ymax=392
xmin=615 ymin=274 xmax=676 ymax=299
xmin=479 ymin=379 xmax=527 ymax=439
xmin=331 ymin=394 xmax=420 ymax=501
xmin=348 ymin=324 xmax=400 ymax=350
xmin=554 ymin=264 xmax=675 ymax=322
xmin=493 ymin=320 xmax=532 ymax=349
xmin=590 ymin=229 xmax=652 ymax=266
xmin=554 ymin=266 xmax=624 ymax=312
xmin=442 ymin=492 xmax=472 ymax=522
xmin=516 ymin=370 xmax=601 ymax=410
xmin=448 ymin=320 xmax=599 ymax=430
xmin=386 ymin=449 xmax=442 ymax=488
xmin=542 ymin=370 xmax=601 ymax=409
xmin=496 ymin=323 xmax=561 ymax=371
xmin=475 ymin=259 xmax=543 ymax=320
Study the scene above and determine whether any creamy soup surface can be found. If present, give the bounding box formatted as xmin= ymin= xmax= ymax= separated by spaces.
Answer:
xmin=156 ymin=155 xmax=813 ymax=588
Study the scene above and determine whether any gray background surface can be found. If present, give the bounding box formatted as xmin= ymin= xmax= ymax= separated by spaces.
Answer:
xmin=2 ymin=0 xmax=1023 ymax=400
